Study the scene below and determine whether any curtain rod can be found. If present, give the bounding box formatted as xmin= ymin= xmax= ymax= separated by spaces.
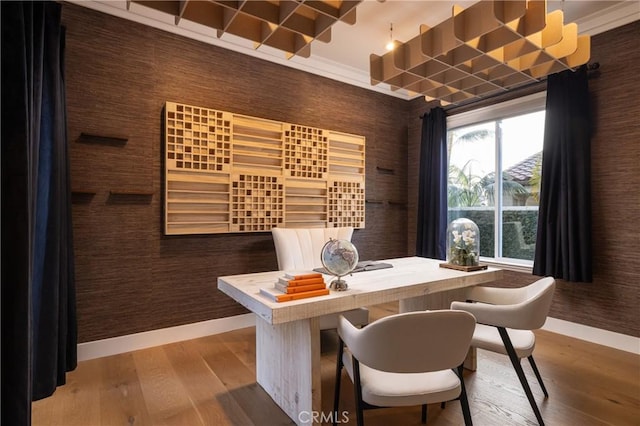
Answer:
xmin=419 ymin=62 xmax=600 ymax=118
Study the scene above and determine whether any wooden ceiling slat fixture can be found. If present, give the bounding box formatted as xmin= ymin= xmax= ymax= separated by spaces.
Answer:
xmin=370 ymin=0 xmax=590 ymax=106
xmin=178 ymin=1 xmax=225 ymax=29
xmin=130 ymin=0 xmax=362 ymax=58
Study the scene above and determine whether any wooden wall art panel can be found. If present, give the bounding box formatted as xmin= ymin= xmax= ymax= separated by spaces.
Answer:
xmin=164 ymin=102 xmax=366 ymax=234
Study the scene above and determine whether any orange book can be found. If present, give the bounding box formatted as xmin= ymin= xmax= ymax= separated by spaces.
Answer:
xmin=278 ymin=276 xmax=325 ymax=287
xmin=284 ymin=272 xmax=323 ymax=280
xmin=275 ymin=282 xmax=326 ymax=294
xmin=260 ymin=287 xmax=330 ymax=302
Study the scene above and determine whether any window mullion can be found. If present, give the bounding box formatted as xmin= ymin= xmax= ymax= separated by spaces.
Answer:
xmin=495 ymin=120 xmax=503 ymax=259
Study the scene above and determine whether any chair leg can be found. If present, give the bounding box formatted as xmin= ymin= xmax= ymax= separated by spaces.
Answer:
xmin=352 ymin=358 xmax=365 ymax=426
xmin=497 ymin=327 xmax=545 ymax=426
xmin=333 ymin=340 xmax=345 ymax=426
xmin=421 ymin=404 xmax=427 ymax=424
xmin=527 ymin=355 xmax=549 ymax=398
xmin=457 ymin=364 xmax=473 ymax=426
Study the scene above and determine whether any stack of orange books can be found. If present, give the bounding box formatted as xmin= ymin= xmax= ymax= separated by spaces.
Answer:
xmin=260 ymin=272 xmax=329 ymax=302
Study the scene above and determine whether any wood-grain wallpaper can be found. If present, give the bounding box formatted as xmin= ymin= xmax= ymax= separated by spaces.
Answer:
xmin=62 ymin=3 xmax=638 ymax=342
xmin=61 ymin=4 xmax=409 ymax=342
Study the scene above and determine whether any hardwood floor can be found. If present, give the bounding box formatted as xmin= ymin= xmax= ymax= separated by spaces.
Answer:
xmin=32 ymin=303 xmax=639 ymax=425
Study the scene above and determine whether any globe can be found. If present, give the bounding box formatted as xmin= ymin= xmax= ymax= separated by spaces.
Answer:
xmin=320 ymin=238 xmax=359 ymax=291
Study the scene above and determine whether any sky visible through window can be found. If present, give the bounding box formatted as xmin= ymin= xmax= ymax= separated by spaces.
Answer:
xmin=502 ymin=111 xmax=545 ymax=169
xmin=450 ymin=110 xmax=545 ymax=177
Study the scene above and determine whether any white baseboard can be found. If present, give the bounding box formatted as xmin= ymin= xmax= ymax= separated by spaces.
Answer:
xmin=542 ymin=317 xmax=639 ymax=355
xmin=77 ymin=313 xmax=256 ymax=361
xmin=77 ymin=313 xmax=638 ymax=361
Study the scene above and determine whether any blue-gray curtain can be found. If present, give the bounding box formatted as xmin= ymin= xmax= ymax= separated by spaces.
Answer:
xmin=416 ymin=107 xmax=448 ymax=259
xmin=2 ymin=2 xmax=77 ymax=425
xmin=533 ymin=66 xmax=592 ymax=282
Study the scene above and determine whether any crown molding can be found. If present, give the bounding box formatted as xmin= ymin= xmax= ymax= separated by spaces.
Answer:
xmin=576 ymin=1 xmax=640 ymax=36
xmin=68 ymin=1 xmax=638 ymax=101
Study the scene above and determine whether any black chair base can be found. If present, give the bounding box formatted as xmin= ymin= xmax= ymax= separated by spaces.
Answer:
xmin=498 ymin=327 xmax=547 ymax=426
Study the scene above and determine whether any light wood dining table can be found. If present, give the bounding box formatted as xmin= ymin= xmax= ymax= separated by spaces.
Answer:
xmin=218 ymin=256 xmax=502 ymax=425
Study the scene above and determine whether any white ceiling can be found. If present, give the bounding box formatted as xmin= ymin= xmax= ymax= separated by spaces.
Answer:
xmin=71 ymin=0 xmax=640 ymax=99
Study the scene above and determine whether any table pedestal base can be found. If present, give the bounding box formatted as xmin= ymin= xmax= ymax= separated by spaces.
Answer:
xmin=256 ymin=317 xmax=321 ymax=425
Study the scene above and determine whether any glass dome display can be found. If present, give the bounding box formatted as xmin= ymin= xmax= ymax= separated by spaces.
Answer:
xmin=321 ymin=238 xmax=359 ymax=291
xmin=446 ymin=218 xmax=480 ymax=267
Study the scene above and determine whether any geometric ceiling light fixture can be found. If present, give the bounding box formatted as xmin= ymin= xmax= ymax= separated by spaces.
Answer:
xmin=370 ymin=0 xmax=590 ymax=105
xmin=129 ymin=0 xmax=363 ymax=59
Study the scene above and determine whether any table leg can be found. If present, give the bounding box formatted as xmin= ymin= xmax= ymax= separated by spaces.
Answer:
xmin=256 ymin=316 xmax=321 ymax=425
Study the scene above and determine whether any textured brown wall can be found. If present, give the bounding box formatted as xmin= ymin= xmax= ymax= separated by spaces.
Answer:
xmin=407 ymin=21 xmax=640 ymax=338
xmin=62 ymin=4 xmax=409 ymax=342
xmin=63 ymin=4 xmax=638 ymax=342
xmin=574 ymin=20 xmax=640 ymax=337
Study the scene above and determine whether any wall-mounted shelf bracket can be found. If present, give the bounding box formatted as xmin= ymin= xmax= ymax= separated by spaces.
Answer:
xmin=376 ymin=166 xmax=395 ymax=175
xmin=108 ymin=190 xmax=154 ymax=204
xmin=78 ymin=133 xmax=128 ymax=145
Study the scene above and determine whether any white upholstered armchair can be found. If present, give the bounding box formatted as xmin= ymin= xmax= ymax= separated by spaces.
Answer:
xmin=334 ymin=310 xmax=476 ymax=425
xmin=271 ymin=227 xmax=369 ymax=330
xmin=451 ymin=277 xmax=556 ymax=425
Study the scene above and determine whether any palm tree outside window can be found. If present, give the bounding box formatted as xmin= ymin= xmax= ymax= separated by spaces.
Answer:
xmin=447 ymin=110 xmax=545 ymax=264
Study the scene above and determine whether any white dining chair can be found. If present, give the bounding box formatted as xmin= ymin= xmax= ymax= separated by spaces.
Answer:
xmin=451 ymin=276 xmax=556 ymax=426
xmin=271 ymin=227 xmax=369 ymax=329
xmin=334 ymin=310 xmax=476 ymax=426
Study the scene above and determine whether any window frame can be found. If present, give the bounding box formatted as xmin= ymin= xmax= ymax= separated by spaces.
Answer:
xmin=446 ymin=91 xmax=547 ymax=272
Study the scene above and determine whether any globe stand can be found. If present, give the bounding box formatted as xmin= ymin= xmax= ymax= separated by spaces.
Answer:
xmin=329 ymin=277 xmax=349 ymax=291
xmin=321 ymin=238 xmax=359 ymax=293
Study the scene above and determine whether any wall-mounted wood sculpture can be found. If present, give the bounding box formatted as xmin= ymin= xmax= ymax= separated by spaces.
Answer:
xmin=164 ymin=102 xmax=365 ymax=235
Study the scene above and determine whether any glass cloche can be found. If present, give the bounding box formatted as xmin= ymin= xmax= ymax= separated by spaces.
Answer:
xmin=446 ymin=218 xmax=480 ymax=267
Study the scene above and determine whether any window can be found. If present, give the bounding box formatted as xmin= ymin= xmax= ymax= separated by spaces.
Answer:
xmin=446 ymin=92 xmax=546 ymax=266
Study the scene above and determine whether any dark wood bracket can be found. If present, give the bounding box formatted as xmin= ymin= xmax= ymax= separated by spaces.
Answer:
xmin=376 ymin=166 xmax=395 ymax=175
xmin=78 ymin=132 xmax=128 ymax=145
xmin=71 ymin=190 xmax=96 ymax=204
xmin=108 ymin=190 xmax=154 ymax=204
